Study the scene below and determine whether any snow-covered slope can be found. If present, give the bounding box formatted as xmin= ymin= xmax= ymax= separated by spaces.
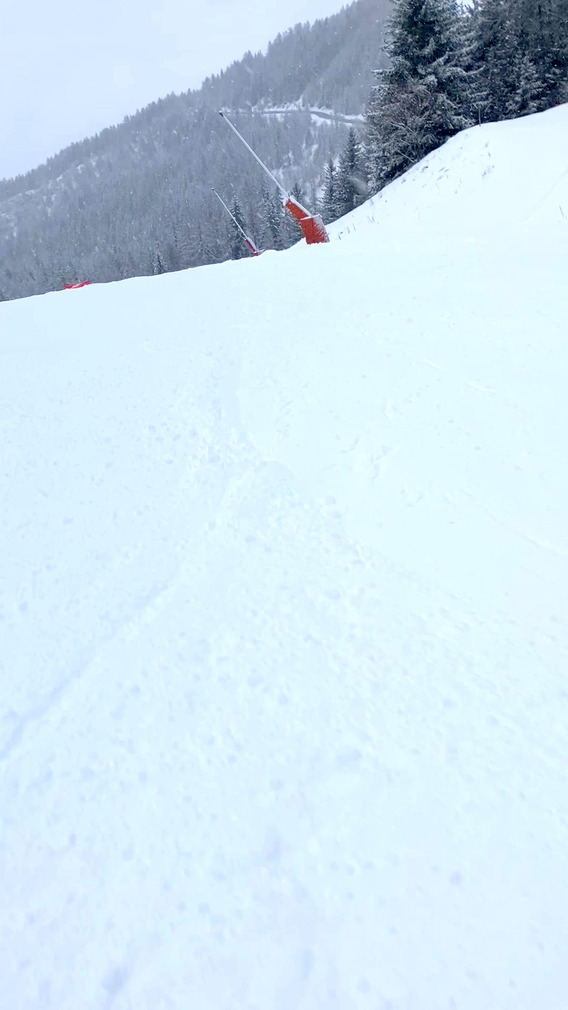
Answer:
xmin=1 ymin=106 xmax=567 ymax=1010
xmin=334 ymin=101 xmax=568 ymax=240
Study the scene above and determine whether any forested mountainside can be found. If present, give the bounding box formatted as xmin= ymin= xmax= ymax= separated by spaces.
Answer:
xmin=199 ymin=0 xmax=391 ymax=112
xmin=0 ymin=0 xmax=390 ymax=301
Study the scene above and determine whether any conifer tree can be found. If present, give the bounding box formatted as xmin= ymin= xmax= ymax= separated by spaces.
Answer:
xmin=229 ymin=196 xmax=249 ymax=259
xmin=453 ymin=0 xmax=488 ymax=125
xmin=366 ymin=0 xmax=472 ymax=191
xmin=322 ymin=159 xmax=338 ymax=223
xmin=517 ymin=0 xmax=568 ymax=109
xmin=470 ymin=0 xmax=541 ymax=122
xmin=153 ymin=251 xmax=166 ymax=275
xmin=260 ymin=187 xmax=285 ymax=251
xmin=335 ymin=128 xmax=367 ymax=218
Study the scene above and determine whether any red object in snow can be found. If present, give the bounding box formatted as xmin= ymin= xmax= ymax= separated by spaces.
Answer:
xmin=284 ymin=197 xmax=329 ymax=245
xmin=64 ymin=281 xmax=90 ymax=289
xmin=219 ymin=111 xmax=329 ymax=245
xmin=245 ymin=237 xmax=261 ymax=257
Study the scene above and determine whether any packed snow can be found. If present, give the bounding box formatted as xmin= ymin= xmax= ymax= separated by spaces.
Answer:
xmin=1 ymin=105 xmax=567 ymax=1010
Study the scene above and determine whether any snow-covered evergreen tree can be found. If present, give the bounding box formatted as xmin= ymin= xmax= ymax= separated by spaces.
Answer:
xmin=366 ymin=0 xmax=472 ymax=191
xmin=260 ymin=187 xmax=285 ymax=251
xmin=511 ymin=0 xmax=568 ymax=106
xmin=470 ymin=0 xmax=541 ymax=122
xmin=322 ymin=159 xmax=339 ymax=223
xmin=229 ymin=197 xmax=249 ymax=259
xmin=335 ymin=128 xmax=367 ymax=218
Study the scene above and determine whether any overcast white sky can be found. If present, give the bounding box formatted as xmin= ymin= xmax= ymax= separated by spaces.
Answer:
xmin=0 ymin=0 xmax=349 ymax=180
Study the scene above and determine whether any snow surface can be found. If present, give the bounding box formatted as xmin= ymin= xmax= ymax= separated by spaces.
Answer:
xmin=1 ymin=105 xmax=568 ymax=1010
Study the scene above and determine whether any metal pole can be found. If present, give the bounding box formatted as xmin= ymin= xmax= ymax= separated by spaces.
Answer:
xmin=219 ymin=110 xmax=311 ymax=215
xmin=219 ymin=111 xmax=289 ymax=200
xmin=219 ymin=109 xmax=328 ymax=244
xmin=211 ymin=188 xmax=260 ymax=256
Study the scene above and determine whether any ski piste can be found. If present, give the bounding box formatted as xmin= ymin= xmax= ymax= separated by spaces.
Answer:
xmin=219 ymin=110 xmax=329 ymax=245
xmin=212 ymin=188 xmax=261 ymax=257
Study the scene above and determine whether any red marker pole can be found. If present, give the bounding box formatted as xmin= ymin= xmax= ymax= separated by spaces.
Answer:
xmin=219 ymin=111 xmax=329 ymax=245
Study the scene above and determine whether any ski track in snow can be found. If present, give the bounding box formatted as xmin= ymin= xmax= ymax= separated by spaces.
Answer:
xmin=1 ymin=105 xmax=568 ymax=1009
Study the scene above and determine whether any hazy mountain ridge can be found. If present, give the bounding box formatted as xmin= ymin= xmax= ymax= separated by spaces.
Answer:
xmin=0 ymin=0 xmax=390 ymax=301
xmin=199 ymin=0 xmax=389 ymax=112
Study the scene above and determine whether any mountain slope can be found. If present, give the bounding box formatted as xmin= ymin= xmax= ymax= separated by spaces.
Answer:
xmin=199 ymin=0 xmax=390 ymax=112
xmin=0 ymin=0 xmax=390 ymax=303
xmin=1 ymin=105 xmax=567 ymax=1009
xmin=333 ymin=100 xmax=568 ymax=239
